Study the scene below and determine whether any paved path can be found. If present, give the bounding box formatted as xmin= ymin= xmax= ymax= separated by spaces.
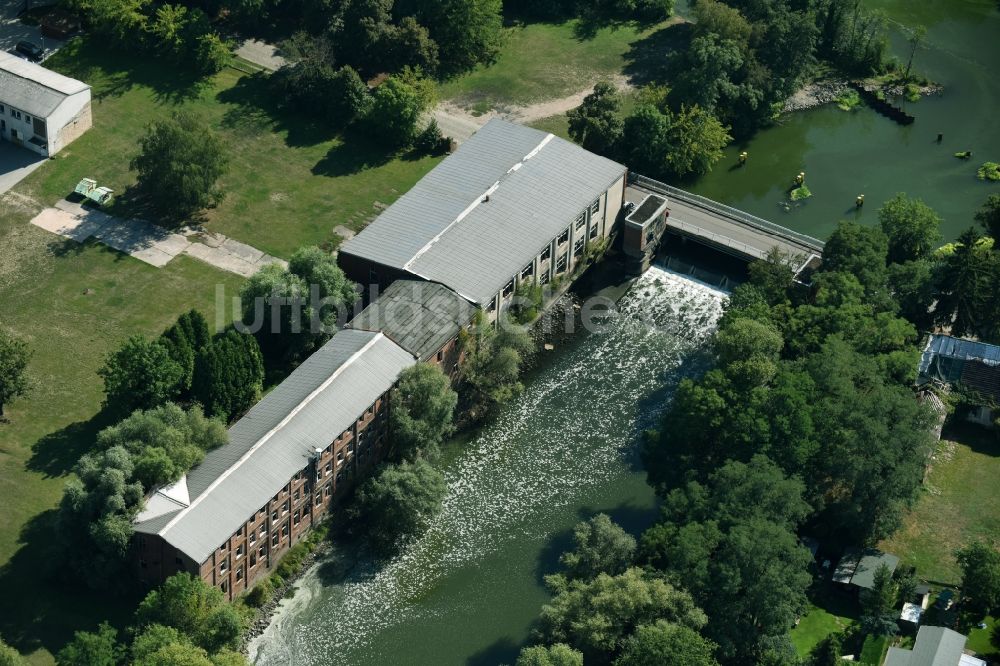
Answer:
xmin=234 ymin=39 xmax=286 ymax=71
xmin=29 ymin=200 xmax=287 ymax=276
xmin=0 ymin=142 xmax=45 ymax=195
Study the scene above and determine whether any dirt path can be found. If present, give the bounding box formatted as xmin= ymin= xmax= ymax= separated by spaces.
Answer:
xmin=432 ymin=75 xmax=633 ymax=143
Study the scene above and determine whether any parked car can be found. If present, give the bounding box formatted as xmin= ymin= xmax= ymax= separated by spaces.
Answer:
xmin=15 ymin=41 xmax=44 ymax=61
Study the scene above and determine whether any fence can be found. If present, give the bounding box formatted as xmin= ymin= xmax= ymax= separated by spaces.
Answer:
xmin=628 ymin=173 xmax=826 ymax=253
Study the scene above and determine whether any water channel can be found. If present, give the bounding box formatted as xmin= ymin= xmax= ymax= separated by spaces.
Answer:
xmin=250 ymin=267 xmax=726 ymax=665
xmin=683 ymin=0 xmax=1000 ymax=242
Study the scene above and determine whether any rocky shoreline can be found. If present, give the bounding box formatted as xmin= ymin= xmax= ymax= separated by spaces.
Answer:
xmin=783 ymin=78 xmax=943 ymax=113
xmin=241 ymin=541 xmax=331 ymax=648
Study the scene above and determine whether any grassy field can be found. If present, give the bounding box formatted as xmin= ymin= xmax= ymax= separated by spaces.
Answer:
xmin=439 ymin=17 xmax=681 ymax=109
xmin=790 ymin=588 xmax=858 ymax=657
xmin=19 ymin=39 xmax=442 ymax=259
xmin=880 ymin=422 xmax=1000 ymax=585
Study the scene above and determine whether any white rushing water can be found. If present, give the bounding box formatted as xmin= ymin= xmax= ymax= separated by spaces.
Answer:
xmin=250 ymin=267 xmax=727 ymax=665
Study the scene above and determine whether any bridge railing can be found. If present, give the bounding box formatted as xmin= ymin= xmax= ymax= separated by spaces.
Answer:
xmin=628 ymin=173 xmax=826 ymax=252
xmin=667 ymin=217 xmax=766 ymax=261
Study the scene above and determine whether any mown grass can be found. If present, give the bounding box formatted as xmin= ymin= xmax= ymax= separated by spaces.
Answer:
xmin=879 ymin=422 xmax=1000 ymax=585
xmin=19 ymin=39 xmax=443 ymax=259
xmin=790 ymin=590 xmax=858 ymax=657
xmin=438 ymin=17 xmax=680 ymax=109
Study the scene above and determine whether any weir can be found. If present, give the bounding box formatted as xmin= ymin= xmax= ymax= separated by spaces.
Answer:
xmin=622 ymin=173 xmax=824 ymax=282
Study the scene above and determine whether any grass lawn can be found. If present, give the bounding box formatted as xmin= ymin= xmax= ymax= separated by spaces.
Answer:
xmin=790 ymin=587 xmax=859 ymax=657
xmin=18 ymin=39 xmax=443 ymax=259
xmin=879 ymin=422 xmax=1000 ymax=585
xmin=966 ymin=615 xmax=998 ymax=659
xmin=860 ymin=634 xmax=890 ymax=665
xmin=439 ymin=17 xmax=682 ymax=109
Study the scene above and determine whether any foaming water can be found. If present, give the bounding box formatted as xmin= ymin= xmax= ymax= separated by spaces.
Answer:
xmin=250 ymin=268 xmax=726 ymax=665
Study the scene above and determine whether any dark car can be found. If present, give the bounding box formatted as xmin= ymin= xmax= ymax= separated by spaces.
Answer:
xmin=15 ymin=41 xmax=44 ymax=61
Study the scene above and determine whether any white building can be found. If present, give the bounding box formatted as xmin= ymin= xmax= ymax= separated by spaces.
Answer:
xmin=0 ymin=52 xmax=92 ymax=157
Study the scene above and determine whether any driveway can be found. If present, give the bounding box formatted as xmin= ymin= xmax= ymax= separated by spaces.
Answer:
xmin=0 ymin=142 xmax=45 ymax=195
xmin=0 ymin=0 xmax=62 ymax=60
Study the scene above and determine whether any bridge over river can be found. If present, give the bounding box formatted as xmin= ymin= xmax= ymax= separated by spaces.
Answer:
xmin=623 ymin=174 xmax=825 ymax=279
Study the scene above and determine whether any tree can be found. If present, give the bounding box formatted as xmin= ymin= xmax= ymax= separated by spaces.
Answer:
xmin=97 ymin=403 xmax=226 ymax=489
xmin=935 ymin=228 xmax=997 ymax=339
xmin=860 ymin=563 xmax=899 ymax=636
xmin=877 ymin=193 xmax=942 ymax=264
xmin=622 ymin=104 xmax=729 ymax=179
xmin=714 ymin=317 xmax=783 ymax=387
xmin=461 ymin=316 xmax=534 ymax=417
xmin=351 ymin=458 xmax=447 ymax=553
xmin=363 ymin=75 xmax=434 ymax=148
xmin=136 ymin=573 xmax=244 ymax=652
xmin=568 ymin=82 xmax=624 ymax=157
xmin=191 ymin=330 xmax=264 ymax=421
xmin=887 ymin=259 xmax=937 ymax=330
xmin=0 ymin=636 xmax=25 ymax=666
xmin=537 ymin=568 xmax=706 ymax=660
xmin=614 ymin=621 xmax=719 ymax=666
xmin=132 ymin=625 xmax=187 ymax=662
xmin=811 ymin=634 xmax=842 ymax=666
xmin=975 ymin=194 xmax=1000 ymax=241
xmin=99 ymin=335 xmax=183 ymax=413
xmin=390 ymin=363 xmax=457 ymax=459
xmin=287 ymin=246 xmax=359 ymax=319
xmin=56 ymin=623 xmax=122 ymax=666
xmin=136 ymin=643 xmax=213 ymax=666
xmin=904 ymin=25 xmax=926 ymax=80
xmin=747 ymin=249 xmax=796 ymax=306
xmin=130 ymin=111 xmax=229 ymax=218
xmin=0 ymin=328 xmax=30 ymax=419
xmin=956 ymin=541 xmax=1000 ymax=614
xmin=403 ymin=0 xmax=504 ymax=75
xmin=516 ymin=644 xmax=583 ymax=666
xmin=822 ymin=220 xmax=890 ymax=297
xmin=160 ymin=310 xmax=211 ymax=394
xmin=558 ymin=514 xmax=636 ymax=581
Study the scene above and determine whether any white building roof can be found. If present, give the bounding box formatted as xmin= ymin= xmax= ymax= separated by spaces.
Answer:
xmin=0 ymin=51 xmax=90 ymax=118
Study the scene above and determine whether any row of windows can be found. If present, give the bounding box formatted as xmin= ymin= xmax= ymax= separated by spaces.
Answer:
xmin=0 ymin=104 xmax=32 ymax=124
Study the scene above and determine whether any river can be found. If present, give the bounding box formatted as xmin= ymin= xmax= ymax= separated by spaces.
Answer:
xmin=683 ymin=0 xmax=1000 ymax=242
xmin=249 ymin=267 xmax=726 ymax=665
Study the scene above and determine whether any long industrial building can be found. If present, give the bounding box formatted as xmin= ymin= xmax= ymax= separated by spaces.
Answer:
xmin=338 ymin=119 xmax=628 ymax=319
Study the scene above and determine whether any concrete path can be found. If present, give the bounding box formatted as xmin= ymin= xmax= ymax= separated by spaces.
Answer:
xmin=234 ymin=39 xmax=286 ymax=71
xmin=29 ymin=200 xmax=287 ymax=276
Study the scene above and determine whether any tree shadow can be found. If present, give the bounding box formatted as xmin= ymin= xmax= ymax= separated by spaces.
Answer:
xmin=216 ymin=73 xmax=342 ymax=148
xmin=465 ymin=635 xmax=522 ymax=666
xmin=622 ymin=21 xmax=692 ymax=87
xmin=942 ymin=420 xmax=998 ymax=457
xmin=0 ymin=510 xmax=140 ymax=658
xmin=26 ymin=405 xmax=119 ymax=479
xmin=311 ymin=133 xmax=396 ymax=178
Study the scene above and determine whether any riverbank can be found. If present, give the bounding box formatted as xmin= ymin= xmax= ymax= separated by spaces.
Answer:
xmin=783 ymin=77 xmax=943 ymax=113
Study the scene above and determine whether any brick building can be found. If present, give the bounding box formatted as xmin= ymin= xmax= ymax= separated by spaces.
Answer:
xmin=337 ymin=119 xmax=627 ymax=321
xmin=132 ymin=329 xmax=415 ymax=599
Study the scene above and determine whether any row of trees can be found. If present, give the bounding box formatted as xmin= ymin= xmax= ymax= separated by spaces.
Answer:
xmin=64 ymin=0 xmax=230 ymax=73
xmin=56 ymin=573 xmax=248 ymax=666
xmin=99 ymin=309 xmax=264 ymax=421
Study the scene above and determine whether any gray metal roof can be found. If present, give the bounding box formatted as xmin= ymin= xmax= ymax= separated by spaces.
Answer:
xmin=920 ymin=335 xmax=1000 ymax=374
xmin=348 ymin=280 xmax=476 ymax=361
xmin=851 ymin=549 xmax=899 ymax=589
xmin=0 ymin=52 xmax=90 ymax=118
xmin=339 ymin=119 xmax=627 ymax=305
xmin=885 ymin=626 xmax=970 ymax=666
xmin=135 ymin=329 xmax=416 ymax=563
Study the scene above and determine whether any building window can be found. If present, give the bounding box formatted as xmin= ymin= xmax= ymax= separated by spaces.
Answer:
xmin=573 ymin=238 xmax=585 ymax=257
xmin=540 ymin=271 xmax=550 ymax=285
xmin=315 ymin=492 xmax=323 ymax=507
xmin=272 ymin=531 xmax=279 ymax=546
xmin=0 ymin=105 xmax=4 ymax=114
xmin=369 ymin=267 xmax=378 ymax=283
xmin=249 ymin=531 xmax=256 ymax=545
xmin=258 ymin=545 xmax=266 ymax=557
xmin=325 ymin=483 xmax=332 ymax=497
xmin=558 ymin=228 xmax=569 ymax=245
xmin=24 ymin=115 xmax=31 ymax=124
xmin=220 ymin=558 xmax=229 ymax=573
xmin=336 ymin=451 xmax=344 ymax=467
xmin=540 ymin=245 xmax=551 ymax=261
xmin=250 ymin=553 xmax=257 ymax=567
xmin=260 ymin=524 xmax=267 ymax=537
xmin=575 ymin=213 xmax=586 ymax=230
xmin=236 ymin=545 xmax=244 ymax=559
xmin=325 ymin=462 xmax=332 ymax=476
xmin=590 ymin=223 xmax=599 ymax=239
xmin=221 ymin=580 xmax=228 ymax=593
xmin=281 ymin=523 xmax=288 ymax=538
xmin=487 ymin=299 xmax=496 ymax=313
xmin=556 ymin=253 xmax=568 ymax=273
xmin=502 ymin=280 xmax=514 ymax=297
xmin=293 ymin=510 xmax=301 ymax=526
xmin=293 ymin=489 xmax=300 ymax=502
xmin=590 ymin=199 xmax=600 ymax=215
xmin=282 ymin=500 xmax=289 ymax=514
xmin=521 ymin=263 xmax=533 ymax=280
xmin=175 ymin=556 xmax=183 ymax=567
xmin=236 ymin=568 xmax=243 ymax=581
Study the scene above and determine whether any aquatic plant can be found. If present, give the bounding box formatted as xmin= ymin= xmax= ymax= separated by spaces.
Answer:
xmin=904 ymin=82 xmax=921 ymax=103
xmin=835 ymin=90 xmax=861 ymax=111
xmin=977 ymin=162 xmax=1000 ymax=181
xmin=790 ymin=185 xmax=812 ymax=201
xmin=955 ymin=151 xmax=972 ymax=159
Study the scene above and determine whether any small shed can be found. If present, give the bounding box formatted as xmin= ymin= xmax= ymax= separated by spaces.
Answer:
xmin=900 ymin=602 xmax=924 ymax=625
xmin=833 ymin=548 xmax=899 ymax=591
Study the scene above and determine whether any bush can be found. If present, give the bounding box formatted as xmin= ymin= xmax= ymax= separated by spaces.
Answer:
xmin=244 ymin=578 xmax=272 ymax=608
xmin=414 ymin=120 xmax=448 ymax=155
xmin=977 ymin=162 xmax=1000 ymax=182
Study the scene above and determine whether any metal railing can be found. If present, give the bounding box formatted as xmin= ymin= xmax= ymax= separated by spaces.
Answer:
xmin=666 ymin=217 xmax=766 ymax=261
xmin=629 ymin=173 xmax=825 ymax=252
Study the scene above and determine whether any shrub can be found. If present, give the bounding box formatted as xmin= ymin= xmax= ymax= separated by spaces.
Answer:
xmin=977 ymin=162 xmax=1000 ymax=181
xmin=244 ymin=578 xmax=272 ymax=608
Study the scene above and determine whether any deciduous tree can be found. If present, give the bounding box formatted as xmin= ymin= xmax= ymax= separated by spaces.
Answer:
xmin=956 ymin=541 xmax=1000 ymax=614
xmin=558 ymin=514 xmax=636 ymax=581
xmin=56 ymin=622 xmax=122 ymax=666
xmin=0 ymin=328 xmax=30 ymax=420
xmin=351 ymin=458 xmax=447 ymax=553
xmin=98 ymin=335 xmax=183 ymax=413
xmin=614 ymin=621 xmax=719 ymax=666
xmin=568 ymin=82 xmax=624 ymax=157
xmin=390 ymin=363 xmax=457 ymax=460
xmin=878 ymin=193 xmax=942 ymax=264
xmin=515 ymin=644 xmax=583 ymax=666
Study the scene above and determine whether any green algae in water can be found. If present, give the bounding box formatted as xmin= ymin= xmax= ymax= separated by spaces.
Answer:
xmin=977 ymin=162 xmax=1000 ymax=181
xmin=790 ymin=185 xmax=812 ymax=201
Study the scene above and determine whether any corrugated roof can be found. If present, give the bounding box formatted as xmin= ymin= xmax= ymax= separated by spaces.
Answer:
xmin=885 ymin=626 xmax=970 ymax=666
xmin=0 ymin=52 xmax=89 ymax=118
xmin=348 ymin=280 xmax=476 ymax=361
xmin=919 ymin=334 xmax=1000 ymax=400
xmin=135 ymin=329 xmax=416 ymax=563
xmin=339 ymin=119 xmax=627 ymax=305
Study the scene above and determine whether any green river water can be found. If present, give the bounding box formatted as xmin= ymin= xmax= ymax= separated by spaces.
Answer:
xmin=686 ymin=0 xmax=1000 ymax=242
xmin=250 ymin=4 xmax=998 ymax=664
